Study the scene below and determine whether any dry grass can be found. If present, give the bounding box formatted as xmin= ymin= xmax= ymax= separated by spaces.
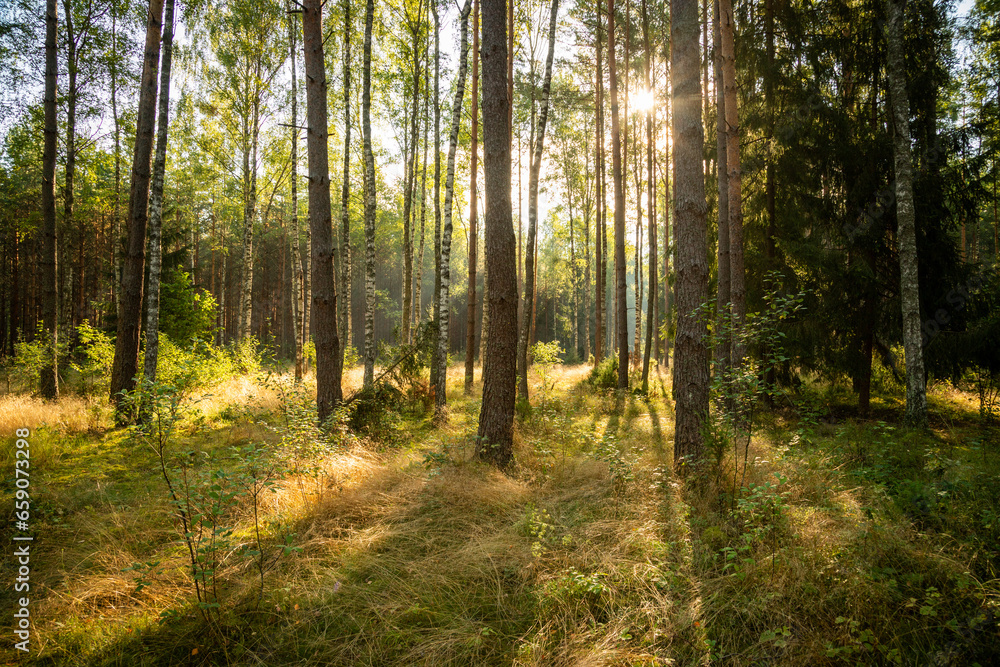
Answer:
xmin=3 ymin=363 xmax=998 ymax=666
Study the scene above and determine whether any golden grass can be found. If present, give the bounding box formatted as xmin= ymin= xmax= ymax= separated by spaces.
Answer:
xmin=0 ymin=392 xmax=107 ymax=435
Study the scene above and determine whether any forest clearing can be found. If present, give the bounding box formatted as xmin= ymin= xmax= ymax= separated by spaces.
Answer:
xmin=0 ymin=359 xmax=998 ymax=665
xmin=2 ymin=0 xmax=1000 ymax=663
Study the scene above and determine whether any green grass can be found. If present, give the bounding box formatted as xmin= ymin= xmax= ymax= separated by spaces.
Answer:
xmin=2 ymin=364 xmax=998 ymax=665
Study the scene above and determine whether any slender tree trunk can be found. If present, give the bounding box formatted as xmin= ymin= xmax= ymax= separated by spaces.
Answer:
xmin=402 ymin=10 xmax=422 ymax=346
xmin=111 ymin=7 xmax=122 ymax=322
xmin=718 ymin=0 xmax=744 ymax=370
xmin=517 ymin=0 xmax=560 ymax=401
xmin=594 ymin=17 xmax=605 ymax=365
xmin=608 ymin=0 xmax=629 ymax=389
xmin=672 ymin=0 xmax=710 ymax=466
xmin=415 ymin=77 xmax=429 ymax=334
xmin=476 ymin=0 xmax=517 ymax=469
xmin=886 ymin=0 xmax=927 ymax=426
xmin=110 ymin=0 xmax=164 ymax=415
xmin=584 ymin=132 xmax=592 ymax=361
xmin=303 ymin=0 xmax=343 ymax=422
xmin=362 ymin=0 xmax=376 ymax=388
xmin=430 ymin=0 xmax=442 ymax=392
xmin=41 ymin=0 xmax=59 ymax=399
xmin=340 ymin=0 xmax=352 ymax=359
xmin=143 ymin=0 xmax=175 ymax=385
xmin=62 ymin=0 xmax=76 ymax=337
xmin=290 ymin=9 xmax=304 ymax=382
xmin=435 ymin=0 xmax=473 ymax=418
xmin=713 ymin=0 xmax=730 ymax=382
xmin=640 ymin=0 xmax=656 ymax=391
xmin=465 ymin=0 xmax=480 ymax=394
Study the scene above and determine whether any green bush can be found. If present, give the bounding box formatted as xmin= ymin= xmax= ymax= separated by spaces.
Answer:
xmin=70 ymin=321 xmax=114 ymax=395
xmin=159 ymin=269 xmax=217 ymax=344
xmin=587 ymin=355 xmax=619 ymax=391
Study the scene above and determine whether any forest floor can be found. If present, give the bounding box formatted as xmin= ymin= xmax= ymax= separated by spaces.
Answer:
xmin=1 ymin=363 xmax=999 ymax=666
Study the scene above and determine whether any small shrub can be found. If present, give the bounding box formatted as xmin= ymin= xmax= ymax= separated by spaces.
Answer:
xmin=70 ymin=321 xmax=114 ymax=395
xmin=587 ymin=355 xmax=619 ymax=391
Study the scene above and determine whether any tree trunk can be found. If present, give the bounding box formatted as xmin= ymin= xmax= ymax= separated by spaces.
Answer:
xmin=290 ymin=8 xmax=304 ymax=382
xmin=671 ymin=0 xmax=710 ymax=466
xmin=517 ymin=0 xmax=559 ymax=401
xmin=143 ymin=0 xmax=175 ymax=385
xmin=718 ymin=0 xmax=744 ymax=371
xmin=415 ymin=77 xmax=430 ymax=334
xmin=476 ymin=0 xmax=517 ymax=470
xmin=584 ymin=131 xmax=592 ymax=361
xmin=362 ymin=0 xmax=376 ymax=389
xmin=885 ymin=0 xmax=927 ymax=426
xmin=713 ymin=0 xmax=730 ymax=382
xmin=110 ymin=0 xmax=164 ymax=416
xmin=640 ymin=0 xmax=656 ymax=391
xmin=111 ymin=7 xmax=122 ymax=322
xmin=435 ymin=0 xmax=473 ymax=418
xmin=41 ymin=0 xmax=59 ymax=400
xmin=402 ymin=9 xmax=422 ymax=347
xmin=608 ymin=0 xmax=629 ymax=389
xmin=62 ymin=0 xmax=76 ymax=336
xmin=595 ymin=25 xmax=604 ymax=365
xmin=339 ymin=0 xmax=352 ymax=361
xmin=303 ymin=0 xmax=343 ymax=422
xmin=430 ymin=0 xmax=443 ymax=393
xmin=465 ymin=0 xmax=480 ymax=394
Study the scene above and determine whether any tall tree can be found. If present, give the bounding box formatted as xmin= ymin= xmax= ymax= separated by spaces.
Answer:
xmin=362 ymin=0 xmax=376 ymax=388
xmin=718 ymin=0 xmax=744 ymax=370
xmin=289 ymin=6 xmax=304 ymax=382
xmin=340 ymin=0 xmax=352 ymax=356
xmin=594 ymin=17 xmax=605 ymax=365
xmin=303 ymin=0 xmax=343 ymax=421
xmin=402 ymin=0 xmax=423 ymax=346
xmin=713 ymin=0 xmax=730 ymax=382
xmin=640 ymin=0 xmax=656 ymax=391
xmin=40 ymin=0 xmax=59 ymax=400
xmin=110 ymin=0 xmax=164 ymax=416
xmin=608 ymin=0 xmax=628 ymax=389
xmin=435 ymin=0 xmax=473 ymax=418
xmin=430 ymin=0 xmax=442 ymax=392
xmin=465 ymin=0 xmax=480 ymax=394
xmin=885 ymin=0 xmax=927 ymax=426
xmin=517 ymin=0 xmax=560 ymax=401
xmin=476 ymin=0 xmax=517 ymax=469
xmin=672 ymin=0 xmax=710 ymax=465
xmin=143 ymin=0 xmax=176 ymax=385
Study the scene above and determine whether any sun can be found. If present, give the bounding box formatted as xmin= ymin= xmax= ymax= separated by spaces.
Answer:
xmin=631 ymin=89 xmax=656 ymax=113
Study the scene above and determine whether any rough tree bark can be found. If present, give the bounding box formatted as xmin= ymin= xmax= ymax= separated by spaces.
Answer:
xmin=713 ymin=0 xmax=730 ymax=382
xmin=476 ymin=0 xmax=517 ymax=470
xmin=885 ymin=0 xmax=927 ymax=426
xmin=430 ymin=0 xmax=442 ymax=392
xmin=143 ymin=0 xmax=176 ymax=386
xmin=340 ymin=0 xmax=352 ymax=360
xmin=594 ymin=21 xmax=605 ymax=365
xmin=303 ymin=0 xmax=343 ymax=421
xmin=672 ymin=0 xmax=710 ymax=466
xmin=289 ymin=8 xmax=304 ymax=382
xmin=517 ymin=0 xmax=559 ymax=401
xmin=718 ymin=0 xmax=744 ymax=370
xmin=362 ymin=0 xmax=376 ymax=388
xmin=41 ymin=0 xmax=59 ymax=400
xmin=110 ymin=0 xmax=164 ymax=416
xmin=608 ymin=0 xmax=629 ymax=389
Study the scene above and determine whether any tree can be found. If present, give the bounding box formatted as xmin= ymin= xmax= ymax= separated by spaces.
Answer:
xmin=718 ymin=0 xmax=744 ymax=371
xmin=885 ymin=0 xmax=927 ymax=426
xmin=607 ymin=0 xmax=628 ymax=389
xmin=517 ymin=0 xmax=559 ymax=401
xmin=362 ymin=0 xmax=376 ymax=388
xmin=288 ymin=6 xmax=304 ymax=382
xmin=430 ymin=0 xmax=442 ymax=392
xmin=340 ymin=0 xmax=352 ymax=356
xmin=435 ymin=0 xmax=473 ymax=418
xmin=640 ymin=0 xmax=656 ymax=391
xmin=303 ymin=0 xmax=343 ymax=422
xmin=465 ymin=0 xmax=480 ymax=394
xmin=110 ymin=0 xmax=164 ymax=417
xmin=594 ymin=13 xmax=605 ymax=365
xmin=712 ymin=0 xmax=729 ymax=382
xmin=671 ymin=0 xmax=710 ymax=465
xmin=40 ymin=0 xmax=59 ymax=400
xmin=143 ymin=0 xmax=176 ymax=385
xmin=401 ymin=0 xmax=424 ymax=347
xmin=476 ymin=0 xmax=517 ymax=469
